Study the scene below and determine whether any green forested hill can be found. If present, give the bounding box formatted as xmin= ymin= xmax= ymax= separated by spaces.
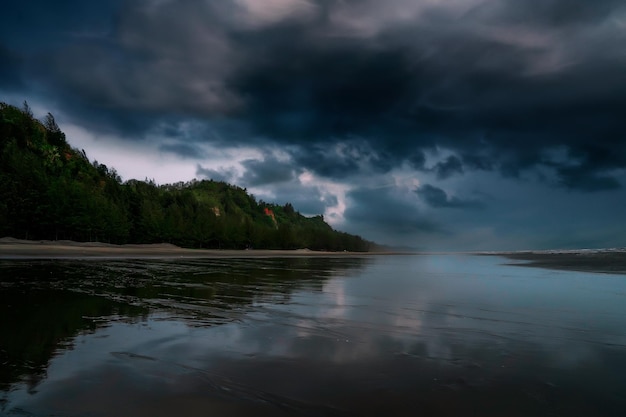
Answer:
xmin=0 ymin=102 xmax=372 ymax=251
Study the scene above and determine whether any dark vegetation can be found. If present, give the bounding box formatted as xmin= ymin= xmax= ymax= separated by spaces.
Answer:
xmin=0 ymin=102 xmax=372 ymax=251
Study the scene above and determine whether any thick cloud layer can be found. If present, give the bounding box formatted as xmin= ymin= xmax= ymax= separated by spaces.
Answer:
xmin=416 ymin=184 xmax=483 ymax=209
xmin=2 ymin=0 xmax=626 ymax=248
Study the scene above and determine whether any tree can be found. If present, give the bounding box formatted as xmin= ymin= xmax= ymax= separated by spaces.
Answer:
xmin=43 ymin=112 xmax=66 ymax=147
xmin=22 ymin=101 xmax=33 ymax=119
xmin=0 ymin=101 xmax=374 ymax=250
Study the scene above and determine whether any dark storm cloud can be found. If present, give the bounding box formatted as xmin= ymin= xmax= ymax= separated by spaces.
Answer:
xmin=416 ymin=184 xmax=483 ymax=209
xmin=344 ymin=187 xmax=442 ymax=236
xmin=558 ymin=170 xmax=620 ymax=192
xmin=260 ymin=184 xmax=334 ymax=216
xmin=239 ymin=155 xmax=298 ymax=186
xmin=411 ymin=152 xmax=467 ymax=180
xmin=407 ymin=151 xmax=427 ymax=171
xmin=12 ymin=0 xmax=239 ymax=137
xmin=221 ymin=1 xmax=626 ymax=189
xmin=541 ymin=144 xmax=626 ymax=191
xmin=295 ymin=149 xmax=359 ymax=179
xmin=434 ymin=156 xmax=464 ymax=180
xmin=159 ymin=143 xmax=205 ymax=159
xmin=461 ymin=152 xmax=495 ymax=172
xmin=3 ymin=0 xmax=626 ymax=191
xmin=0 ymin=1 xmax=123 ymax=51
xmin=0 ymin=44 xmax=23 ymax=89
xmin=196 ymin=165 xmax=236 ymax=183
xmin=481 ymin=0 xmax=624 ymax=27
xmin=229 ymin=33 xmax=420 ymax=143
xmin=290 ymin=141 xmax=393 ymax=179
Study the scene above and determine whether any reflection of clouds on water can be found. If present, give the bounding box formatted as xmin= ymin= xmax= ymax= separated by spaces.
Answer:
xmin=320 ymin=278 xmax=348 ymax=322
xmin=4 ymin=255 xmax=626 ymax=416
xmin=236 ymin=255 xmax=626 ymax=371
xmin=0 ymin=257 xmax=372 ymax=394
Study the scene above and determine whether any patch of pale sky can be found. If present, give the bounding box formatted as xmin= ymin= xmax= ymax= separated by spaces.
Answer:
xmin=267 ymin=147 xmax=293 ymax=162
xmin=61 ymin=124 xmax=195 ymax=183
xmin=297 ymin=169 xmax=348 ymax=225
xmin=328 ymin=0 xmax=482 ymax=38
xmin=481 ymin=24 xmax=557 ymax=49
xmin=60 ymin=120 xmax=264 ymax=186
xmin=234 ymin=0 xmax=316 ymax=27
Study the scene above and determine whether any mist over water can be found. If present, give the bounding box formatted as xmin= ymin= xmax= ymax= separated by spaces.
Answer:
xmin=1 ymin=255 xmax=626 ymax=416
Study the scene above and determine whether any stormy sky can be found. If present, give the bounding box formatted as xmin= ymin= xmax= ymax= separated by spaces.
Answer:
xmin=2 ymin=0 xmax=626 ymax=250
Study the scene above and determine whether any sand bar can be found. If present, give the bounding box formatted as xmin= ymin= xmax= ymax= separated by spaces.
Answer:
xmin=487 ymin=249 xmax=626 ymax=274
xmin=0 ymin=237 xmax=399 ymax=259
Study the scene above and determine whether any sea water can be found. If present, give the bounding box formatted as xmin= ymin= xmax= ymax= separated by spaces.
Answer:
xmin=1 ymin=255 xmax=625 ymax=416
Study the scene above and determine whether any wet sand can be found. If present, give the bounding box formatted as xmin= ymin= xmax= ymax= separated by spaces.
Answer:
xmin=4 ymin=238 xmax=625 ymax=274
xmin=4 ymin=252 xmax=626 ymax=416
xmin=0 ymin=237 xmax=390 ymax=259
xmin=493 ymin=249 xmax=626 ymax=274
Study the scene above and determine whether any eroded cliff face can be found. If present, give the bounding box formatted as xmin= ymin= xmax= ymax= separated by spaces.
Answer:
xmin=263 ymin=207 xmax=277 ymax=228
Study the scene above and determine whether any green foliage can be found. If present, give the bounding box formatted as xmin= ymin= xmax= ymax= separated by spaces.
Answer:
xmin=0 ymin=102 xmax=372 ymax=251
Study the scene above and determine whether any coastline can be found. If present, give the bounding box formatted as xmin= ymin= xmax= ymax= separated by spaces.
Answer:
xmin=0 ymin=237 xmax=400 ymax=259
xmin=3 ymin=237 xmax=625 ymax=275
xmin=484 ymin=249 xmax=626 ymax=275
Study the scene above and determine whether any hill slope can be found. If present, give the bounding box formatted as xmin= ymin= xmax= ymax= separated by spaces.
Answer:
xmin=0 ymin=102 xmax=372 ymax=251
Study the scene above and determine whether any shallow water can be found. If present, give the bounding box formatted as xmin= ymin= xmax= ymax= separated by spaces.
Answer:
xmin=1 ymin=255 xmax=626 ymax=416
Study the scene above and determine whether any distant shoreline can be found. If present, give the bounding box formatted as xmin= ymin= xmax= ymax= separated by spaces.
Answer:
xmin=0 ymin=237 xmax=403 ymax=259
xmin=482 ymin=249 xmax=626 ymax=275
xmin=2 ymin=238 xmax=625 ymax=274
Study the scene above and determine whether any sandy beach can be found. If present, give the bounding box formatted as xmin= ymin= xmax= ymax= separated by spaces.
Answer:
xmin=0 ymin=237 xmax=393 ymax=259
xmin=3 ymin=238 xmax=625 ymax=274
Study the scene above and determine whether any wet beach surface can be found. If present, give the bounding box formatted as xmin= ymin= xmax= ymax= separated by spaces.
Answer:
xmin=1 ymin=255 xmax=626 ymax=416
xmin=0 ymin=237 xmax=391 ymax=259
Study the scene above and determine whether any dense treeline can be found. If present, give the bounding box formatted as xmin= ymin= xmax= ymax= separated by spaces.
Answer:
xmin=0 ymin=102 xmax=372 ymax=251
